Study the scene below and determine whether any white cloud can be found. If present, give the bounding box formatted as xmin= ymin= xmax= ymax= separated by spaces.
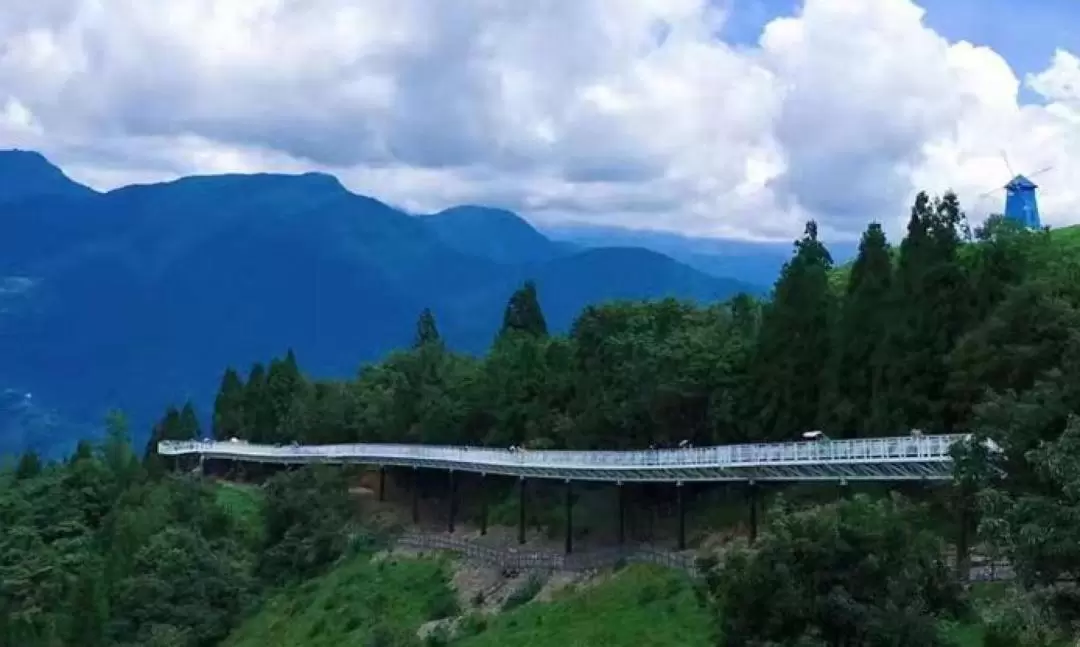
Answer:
xmin=1 ymin=0 xmax=1079 ymax=240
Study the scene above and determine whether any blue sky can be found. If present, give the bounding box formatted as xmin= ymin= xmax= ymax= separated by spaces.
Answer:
xmin=724 ymin=0 xmax=1080 ymax=101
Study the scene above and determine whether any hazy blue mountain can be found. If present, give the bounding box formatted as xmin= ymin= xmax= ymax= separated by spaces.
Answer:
xmin=0 ymin=150 xmax=760 ymax=457
xmin=542 ymin=223 xmax=859 ymax=287
xmin=422 ymin=205 xmax=576 ymax=264
xmin=0 ymin=150 xmax=96 ymax=203
xmin=437 ymin=246 xmax=760 ymax=352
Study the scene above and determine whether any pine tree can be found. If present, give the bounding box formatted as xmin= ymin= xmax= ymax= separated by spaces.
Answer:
xmin=144 ymin=405 xmax=183 ymax=473
xmin=244 ymin=362 xmax=270 ymax=442
xmin=501 ymin=280 xmax=548 ymax=338
xmin=71 ymin=439 xmax=94 ymax=464
xmin=826 ymin=223 xmax=894 ymax=436
xmin=178 ymin=401 xmax=201 ymax=440
xmin=883 ymin=192 xmax=971 ymax=431
xmin=13 ymin=450 xmax=41 ymax=480
xmin=212 ymin=367 xmax=246 ymax=440
xmin=414 ymin=308 xmax=442 ymax=348
xmin=101 ymin=409 xmax=137 ymax=488
xmin=68 ymin=561 xmax=108 ymax=647
xmin=747 ymin=221 xmax=835 ymax=440
xmin=265 ymin=351 xmax=305 ymax=442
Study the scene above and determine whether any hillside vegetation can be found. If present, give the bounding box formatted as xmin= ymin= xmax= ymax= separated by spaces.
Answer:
xmin=452 ymin=565 xmax=714 ymax=647
xmin=5 ymin=190 xmax=1080 ymax=646
xmin=224 ymin=553 xmax=458 ymax=647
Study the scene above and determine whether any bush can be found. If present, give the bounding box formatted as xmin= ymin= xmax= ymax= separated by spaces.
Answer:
xmin=502 ymin=574 xmax=545 ymax=611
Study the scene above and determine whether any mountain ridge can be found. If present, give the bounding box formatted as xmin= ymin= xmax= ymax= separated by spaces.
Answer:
xmin=0 ymin=150 xmax=762 ymax=457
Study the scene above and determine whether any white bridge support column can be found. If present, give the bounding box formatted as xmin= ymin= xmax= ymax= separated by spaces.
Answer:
xmin=564 ymin=479 xmax=573 ymax=555
xmin=518 ymin=476 xmax=527 ymax=545
xmin=617 ymin=481 xmax=626 ymax=546
xmin=748 ymin=480 xmax=758 ymax=544
xmin=676 ymin=481 xmax=686 ymax=551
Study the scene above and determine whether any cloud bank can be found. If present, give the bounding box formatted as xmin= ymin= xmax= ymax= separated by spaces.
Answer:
xmin=2 ymin=0 xmax=1079 ymax=240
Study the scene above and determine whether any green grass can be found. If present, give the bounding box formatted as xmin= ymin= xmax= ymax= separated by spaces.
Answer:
xmin=224 ymin=553 xmax=458 ymax=647
xmin=214 ymin=481 xmax=266 ymax=548
xmin=453 ymin=564 xmax=715 ymax=647
xmin=830 ymin=223 xmax=1080 ymax=294
xmin=941 ymin=620 xmax=986 ymax=647
xmin=937 ymin=582 xmax=1016 ymax=647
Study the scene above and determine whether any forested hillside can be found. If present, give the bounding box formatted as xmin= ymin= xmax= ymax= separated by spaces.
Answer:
xmin=4 ymin=191 xmax=1080 ymax=646
xmin=176 ymin=195 xmax=1076 ymax=451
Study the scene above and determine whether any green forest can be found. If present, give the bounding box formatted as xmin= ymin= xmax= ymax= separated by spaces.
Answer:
xmin=4 ymin=193 xmax=1080 ymax=646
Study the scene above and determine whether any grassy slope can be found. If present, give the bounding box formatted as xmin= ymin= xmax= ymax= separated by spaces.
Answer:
xmin=224 ymin=553 xmax=458 ymax=647
xmin=829 ymin=223 xmax=1080 ymax=293
xmin=209 ymin=480 xmax=993 ymax=646
xmin=215 ymin=481 xmax=266 ymax=548
xmin=455 ymin=565 xmax=713 ymax=647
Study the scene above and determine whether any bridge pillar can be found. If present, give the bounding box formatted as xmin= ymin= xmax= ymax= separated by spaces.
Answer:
xmin=447 ymin=470 xmax=457 ymax=533
xmin=479 ymin=473 xmax=488 ymax=536
xmin=411 ymin=467 xmax=420 ymax=525
xmin=617 ymin=481 xmax=626 ymax=546
xmin=747 ymin=481 xmax=758 ymax=544
xmin=378 ymin=466 xmax=387 ymax=502
xmin=676 ymin=481 xmax=686 ymax=551
xmin=956 ymin=487 xmax=973 ymax=581
xmin=518 ymin=476 xmax=527 ymax=545
xmin=564 ymin=479 xmax=574 ymax=555
xmin=839 ymin=478 xmax=850 ymax=500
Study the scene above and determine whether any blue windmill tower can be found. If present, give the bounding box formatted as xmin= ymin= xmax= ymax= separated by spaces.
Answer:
xmin=978 ymin=152 xmax=1053 ymax=229
xmin=1003 ymin=174 xmax=1041 ymax=228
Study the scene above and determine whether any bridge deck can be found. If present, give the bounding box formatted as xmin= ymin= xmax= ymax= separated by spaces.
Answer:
xmin=159 ymin=434 xmax=965 ymax=483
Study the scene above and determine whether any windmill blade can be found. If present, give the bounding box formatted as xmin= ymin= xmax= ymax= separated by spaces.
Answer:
xmin=977 ymin=184 xmax=1004 ymax=200
xmin=1029 ymin=165 xmax=1054 ymax=179
xmin=1001 ymin=150 xmax=1015 ymax=177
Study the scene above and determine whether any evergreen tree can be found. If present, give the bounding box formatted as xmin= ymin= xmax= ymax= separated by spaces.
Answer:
xmin=265 ymin=351 xmax=305 ymax=442
xmin=826 ymin=222 xmax=894 ymax=436
xmin=101 ymin=410 xmax=138 ymax=490
xmin=178 ymin=401 xmax=201 ymax=440
xmin=884 ymin=192 xmax=971 ymax=431
xmin=501 ymin=280 xmax=548 ymax=338
xmin=13 ymin=451 xmax=41 ymax=480
xmin=414 ymin=308 xmax=442 ymax=348
xmin=244 ymin=363 xmax=270 ymax=442
xmin=747 ymin=221 xmax=835 ymax=439
xmin=71 ymin=439 xmax=94 ymax=464
xmin=143 ymin=405 xmax=182 ymax=474
xmin=144 ymin=405 xmax=181 ymax=460
xmin=68 ymin=561 xmax=108 ymax=647
xmin=212 ymin=367 xmax=246 ymax=440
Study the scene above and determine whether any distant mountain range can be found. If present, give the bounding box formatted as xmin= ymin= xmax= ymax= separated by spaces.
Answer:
xmin=542 ymin=223 xmax=858 ymax=288
xmin=0 ymin=150 xmax=781 ymax=458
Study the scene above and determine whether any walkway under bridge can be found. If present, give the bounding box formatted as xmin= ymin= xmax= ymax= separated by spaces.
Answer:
xmin=159 ymin=434 xmax=973 ymax=557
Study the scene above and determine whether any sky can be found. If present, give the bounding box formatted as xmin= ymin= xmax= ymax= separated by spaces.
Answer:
xmin=2 ymin=0 xmax=1080 ymax=241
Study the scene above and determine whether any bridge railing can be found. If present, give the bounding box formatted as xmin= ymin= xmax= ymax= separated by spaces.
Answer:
xmin=160 ymin=434 xmax=965 ymax=468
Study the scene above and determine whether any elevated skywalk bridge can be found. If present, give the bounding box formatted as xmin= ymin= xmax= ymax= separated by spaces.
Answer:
xmin=159 ymin=434 xmax=966 ymax=483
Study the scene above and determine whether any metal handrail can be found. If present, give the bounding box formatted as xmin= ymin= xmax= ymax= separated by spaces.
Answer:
xmin=160 ymin=434 xmax=965 ymax=469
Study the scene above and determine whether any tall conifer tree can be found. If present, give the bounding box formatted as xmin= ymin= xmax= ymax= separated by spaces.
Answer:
xmin=501 ymin=280 xmax=548 ymax=338
xmin=825 ymin=222 xmax=894 ymax=435
xmin=749 ymin=221 xmax=835 ymax=439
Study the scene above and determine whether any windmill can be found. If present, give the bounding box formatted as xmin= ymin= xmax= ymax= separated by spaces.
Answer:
xmin=977 ymin=152 xmax=1053 ymax=229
